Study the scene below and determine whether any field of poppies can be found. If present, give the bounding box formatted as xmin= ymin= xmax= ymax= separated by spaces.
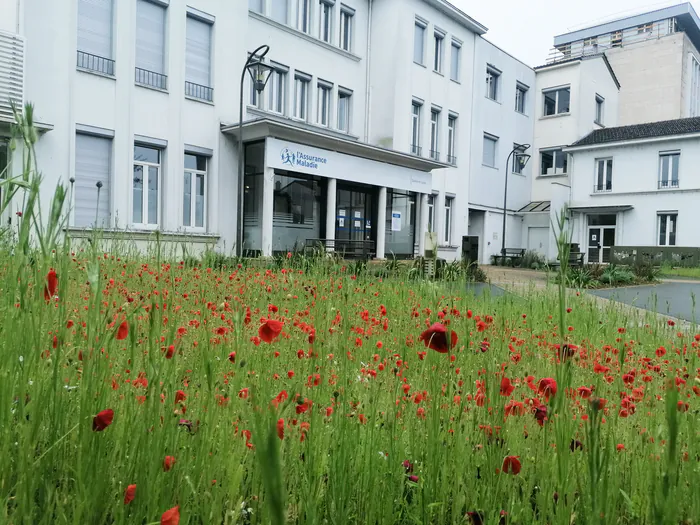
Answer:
xmin=1 ymin=237 xmax=700 ymax=525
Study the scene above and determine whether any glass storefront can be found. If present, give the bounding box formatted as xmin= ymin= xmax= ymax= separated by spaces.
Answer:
xmin=272 ymin=171 xmax=324 ymax=252
xmin=385 ymin=189 xmax=416 ymax=257
xmin=243 ymin=142 xmax=265 ymax=253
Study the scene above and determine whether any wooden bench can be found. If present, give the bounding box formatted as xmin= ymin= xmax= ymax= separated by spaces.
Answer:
xmin=498 ymin=248 xmax=525 ymax=266
xmin=551 ymin=252 xmax=585 ymax=269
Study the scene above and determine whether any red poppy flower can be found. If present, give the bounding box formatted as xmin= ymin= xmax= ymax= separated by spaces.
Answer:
xmin=500 ymin=377 xmax=515 ymax=397
xmin=502 ymin=455 xmax=521 ymax=475
xmin=163 ymin=455 xmax=176 ymax=471
xmin=92 ymin=409 xmax=114 ymax=431
xmin=537 ymin=378 xmax=557 ymax=400
xmin=165 ymin=345 xmax=175 ymax=359
xmin=277 ymin=418 xmax=285 ymax=440
xmin=44 ymin=269 xmax=58 ymax=302
xmin=259 ymin=319 xmax=284 ymax=343
xmin=228 ymin=351 xmax=236 ymax=363
xmin=116 ymin=321 xmax=129 ymax=341
xmin=175 ymin=390 xmax=186 ymax=404
xmin=418 ymin=323 xmax=458 ymax=353
xmin=161 ymin=505 xmax=180 ymax=525
xmin=124 ymin=484 xmax=136 ymax=505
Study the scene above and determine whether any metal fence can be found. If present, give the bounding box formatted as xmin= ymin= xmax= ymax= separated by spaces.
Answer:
xmin=135 ymin=67 xmax=167 ymax=90
xmin=611 ymin=246 xmax=700 ymax=267
xmin=77 ymin=50 xmax=114 ymax=76
xmin=185 ymin=81 xmax=213 ymax=102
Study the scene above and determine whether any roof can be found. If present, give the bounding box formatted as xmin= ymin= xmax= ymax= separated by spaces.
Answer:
xmin=570 ymin=116 xmax=700 ymax=147
xmin=534 ymin=53 xmax=621 ymax=89
xmin=553 ymin=3 xmax=700 ymax=52
xmin=518 ymin=201 xmax=551 ymax=213
xmin=422 ymin=0 xmax=487 ymax=35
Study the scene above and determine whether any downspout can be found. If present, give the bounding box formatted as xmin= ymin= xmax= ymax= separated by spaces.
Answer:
xmin=364 ymin=0 xmax=373 ymax=142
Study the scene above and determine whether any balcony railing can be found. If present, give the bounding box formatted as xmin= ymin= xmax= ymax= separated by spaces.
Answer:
xmin=447 ymin=155 xmax=457 ymax=165
xmin=593 ymin=182 xmax=612 ymax=193
xmin=0 ymin=30 xmax=24 ymax=123
xmin=135 ymin=67 xmax=167 ymax=90
xmin=658 ymin=179 xmax=679 ymax=189
xmin=410 ymin=144 xmax=422 ymax=156
xmin=77 ymin=50 xmax=115 ymax=76
xmin=185 ymin=81 xmax=213 ymax=102
xmin=429 ymin=149 xmax=440 ymax=161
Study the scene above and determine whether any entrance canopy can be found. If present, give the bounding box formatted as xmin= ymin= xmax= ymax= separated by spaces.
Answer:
xmin=568 ymin=204 xmax=633 ymax=214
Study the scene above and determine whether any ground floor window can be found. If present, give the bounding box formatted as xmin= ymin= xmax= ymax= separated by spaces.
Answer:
xmin=444 ymin=196 xmax=453 ymax=244
xmin=385 ymin=189 xmax=416 ymax=256
xmin=273 ymin=171 xmax=323 ymax=252
xmin=0 ymin=140 xmax=8 ymax=213
xmin=243 ymin=142 xmax=265 ymax=253
xmin=427 ymin=194 xmax=434 ymax=232
xmin=658 ymin=213 xmax=677 ymax=246
xmin=133 ymin=145 xmax=161 ymax=227
xmin=183 ymin=153 xmax=207 ymax=229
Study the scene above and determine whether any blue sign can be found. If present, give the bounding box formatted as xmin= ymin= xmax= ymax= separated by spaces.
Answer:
xmin=280 ymin=147 xmax=328 ymax=170
xmin=281 ymin=148 xmax=296 ymax=167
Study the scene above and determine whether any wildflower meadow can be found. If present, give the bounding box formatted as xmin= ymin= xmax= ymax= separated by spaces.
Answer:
xmin=2 ymin=108 xmax=700 ymax=525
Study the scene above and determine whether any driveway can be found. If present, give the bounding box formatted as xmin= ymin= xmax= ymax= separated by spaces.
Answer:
xmin=589 ymin=281 xmax=700 ymax=322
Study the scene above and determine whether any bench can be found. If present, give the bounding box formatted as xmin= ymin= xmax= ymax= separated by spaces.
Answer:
xmin=304 ymin=239 xmax=376 ymax=260
xmin=551 ymin=252 xmax=585 ymax=269
xmin=498 ymin=248 xmax=525 ymax=266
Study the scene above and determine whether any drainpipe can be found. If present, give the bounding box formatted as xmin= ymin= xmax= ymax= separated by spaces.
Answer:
xmin=364 ymin=0 xmax=373 ymax=142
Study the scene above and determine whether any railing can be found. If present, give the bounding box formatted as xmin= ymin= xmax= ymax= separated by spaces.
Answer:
xmin=593 ymin=183 xmax=612 ymax=193
xmin=447 ymin=155 xmax=457 ymax=165
xmin=410 ymin=144 xmax=422 ymax=156
xmin=658 ymin=179 xmax=679 ymax=189
xmin=429 ymin=149 xmax=440 ymax=161
xmin=0 ymin=30 xmax=24 ymax=123
xmin=185 ymin=81 xmax=213 ymax=102
xmin=135 ymin=67 xmax=167 ymax=90
xmin=611 ymin=246 xmax=700 ymax=267
xmin=305 ymin=239 xmax=375 ymax=260
xmin=77 ymin=50 xmax=115 ymax=76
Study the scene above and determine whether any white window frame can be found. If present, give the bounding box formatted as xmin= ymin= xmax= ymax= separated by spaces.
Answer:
xmin=183 ymin=154 xmax=207 ymax=231
xmin=594 ymin=157 xmax=613 ymax=193
xmin=515 ymin=83 xmax=528 ymax=114
xmin=74 ymin=132 xmax=113 ymax=228
xmin=659 ymin=151 xmax=680 ymax=189
xmin=540 ymin=148 xmax=568 ymax=176
xmin=338 ymin=87 xmax=352 ymax=133
xmin=297 ymin=0 xmax=311 ymax=33
xmin=294 ymin=72 xmax=311 ymax=121
xmin=429 ymin=108 xmax=440 ymax=160
xmin=414 ymin=18 xmax=427 ymax=65
xmin=411 ymin=100 xmax=422 ymax=155
xmin=638 ymin=23 xmax=653 ymax=34
xmin=611 ymin=30 xmax=622 ymax=47
xmin=486 ymin=66 xmax=500 ymax=101
xmin=543 ymin=86 xmax=571 ymax=116
xmin=483 ymin=133 xmax=498 ymax=168
xmin=268 ymin=64 xmax=288 ymax=115
xmin=450 ymin=39 xmax=461 ymax=82
xmin=447 ymin=114 xmax=457 ymax=165
xmin=427 ymin=193 xmax=435 ymax=233
xmin=433 ymin=29 xmax=445 ymax=73
xmin=444 ymin=196 xmax=454 ymax=244
xmin=317 ymin=81 xmax=332 ymax=127
xmin=657 ymin=212 xmax=678 ymax=246
xmin=339 ymin=5 xmax=354 ymax=52
xmin=318 ymin=0 xmax=334 ymax=43
xmin=595 ymin=94 xmax=604 ymax=125
xmin=77 ymin=0 xmax=115 ymax=72
xmin=184 ymin=12 xmax=213 ymax=100
xmin=512 ymin=143 xmax=525 ymax=175
xmin=132 ymin=145 xmax=162 ymax=229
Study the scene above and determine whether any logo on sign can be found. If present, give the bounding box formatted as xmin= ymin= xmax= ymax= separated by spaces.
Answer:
xmin=281 ymin=148 xmax=296 ymax=167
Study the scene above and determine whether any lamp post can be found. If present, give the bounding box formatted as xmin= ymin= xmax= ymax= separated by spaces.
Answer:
xmin=501 ymin=143 xmax=531 ymax=264
xmin=237 ymin=45 xmax=273 ymax=257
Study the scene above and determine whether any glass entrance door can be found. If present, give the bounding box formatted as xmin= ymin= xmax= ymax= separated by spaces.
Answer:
xmin=587 ymin=226 xmax=616 ymax=263
xmin=335 ymin=187 xmax=375 ymax=256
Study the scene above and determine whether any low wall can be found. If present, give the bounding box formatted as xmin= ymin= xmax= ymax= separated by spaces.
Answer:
xmin=611 ymin=246 xmax=700 ymax=267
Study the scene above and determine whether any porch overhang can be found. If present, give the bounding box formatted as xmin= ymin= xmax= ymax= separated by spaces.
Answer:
xmin=568 ymin=204 xmax=633 ymax=214
xmin=221 ymin=116 xmax=450 ymax=173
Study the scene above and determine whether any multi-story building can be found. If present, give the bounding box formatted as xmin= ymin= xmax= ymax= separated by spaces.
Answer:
xmin=550 ymin=2 xmax=700 ymax=126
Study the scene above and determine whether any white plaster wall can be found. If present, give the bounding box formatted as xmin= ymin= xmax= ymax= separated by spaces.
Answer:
xmin=0 ymin=0 xmax=21 ymax=34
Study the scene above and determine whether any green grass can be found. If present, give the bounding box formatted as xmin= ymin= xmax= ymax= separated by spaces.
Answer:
xmin=659 ymin=264 xmax=700 ymax=279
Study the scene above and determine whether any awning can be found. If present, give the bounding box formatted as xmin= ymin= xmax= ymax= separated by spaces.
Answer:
xmin=518 ymin=201 xmax=551 ymax=213
xmin=568 ymin=204 xmax=633 ymax=213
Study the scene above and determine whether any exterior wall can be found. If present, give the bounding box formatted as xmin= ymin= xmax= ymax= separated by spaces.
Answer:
xmin=0 ymin=0 xmax=21 ymax=34
xmin=680 ymin=34 xmax=700 ymax=116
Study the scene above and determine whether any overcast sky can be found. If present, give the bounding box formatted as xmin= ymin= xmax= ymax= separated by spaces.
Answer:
xmin=451 ymin=0 xmax=695 ymax=66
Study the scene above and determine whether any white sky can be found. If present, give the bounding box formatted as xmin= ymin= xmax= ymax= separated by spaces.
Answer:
xmin=451 ymin=0 xmax=696 ymax=66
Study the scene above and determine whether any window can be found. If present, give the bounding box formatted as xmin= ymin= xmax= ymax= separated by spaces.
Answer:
xmin=294 ymin=73 xmax=310 ymax=120
xmin=411 ymin=102 xmax=422 ymax=155
xmin=427 ymin=194 xmax=435 ymax=232
xmin=450 ymin=40 xmax=461 ymax=81
xmin=583 ymin=37 xmax=598 ymax=47
xmin=185 ymin=15 xmax=213 ymax=101
xmin=317 ymin=82 xmax=332 ymax=126
xmin=512 ymin=144 xmax=525 ymax=174
xmin=595 ymin=94 xmax=604 ymax=124
xmin=690 ymin=56 xmax=700 ymax=117
xmin=611 ymin=31 xmax=622 ymax=47
xmin=414 ymin=20 xmax=426 ymax=65
xmin=319 ymin=0 xmax=333 ymax=43
xmin=77 ymin=0 xmax=114 ymax=75
xmin=638 ymin=23 xmax=653 ymax=34
xmin=515 ymin=83 xmax=528 ymax=113
xmin=133 ymin=145 xmax=161 ymax=227
xmin=447 ymin=114 xmax=457 ymax=165
xmin=658 ymin=213 xmax=677 ymax=246
xmin=543 ymin=87 xmax=570 ymax=116
xmin=273 ymin=173 xmax=323 ymax=251
xmin=268 ymin=66 xmax=287 ymax=114
xmin=659 ymin=151 xmax=680 ymax=188
xmin=430 ymin=109 xmax=440 ymax=160
xmin=594 ymin=158 xmax=613 ymax=192
xmin=540 ymin=148 xmax=568 ymax=176
xmin=183 ymin=154 xmax=207 ymax=229
xmin=483 ymin=134 xmax=497 ymax=167
xmin=249 ymin=0 xmax=263 ymax=13
xmin=340 ymin=5 xmax=354 ymax=52
xmin=271 ymin=0 xmax=288 ymax=24
xmin=0 ymin=141 xmax=7 ymax=205
xmin=486 ymin=66 xmax=500 ymax=101
xmin=433 ymin=31 xmax=444 ymax=73
xmin=297 ymin=0 xmax=311 ymax=33
xmin=74 ymin=133 xmax=112 ymax=228
xmin=444 ymin=197 xmax=453 ymax=244
xmin=338 ymin=88 xmax=352 ymax=132
xmin=135 ymin=0 xmax=167 ymax=89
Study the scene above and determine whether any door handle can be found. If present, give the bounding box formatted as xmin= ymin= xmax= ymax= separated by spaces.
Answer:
xmin=597 ymin=243 xmax=601 ymax=248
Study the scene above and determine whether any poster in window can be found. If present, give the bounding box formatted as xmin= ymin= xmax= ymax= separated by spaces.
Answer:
xmin=391 ymin=212 xmax=402 ymax=232
xmin=354 ymin=211 xmax=361 ymax=218
xmin=339 ymin=209 xmax=346 ymax=217
xmin=338 ymin=218 xmax=344 ymax=228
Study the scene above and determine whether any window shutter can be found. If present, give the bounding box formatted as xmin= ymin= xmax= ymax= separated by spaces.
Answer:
xmin=185 ymin=16 xmax=211 ymax=87
xmin=77 ymin=0 xmax=113 ymax=58
xmin=136 ymin=0 xmax=166 ymax=74
xmin=74 ymin=134 xmax=111 ymax=228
